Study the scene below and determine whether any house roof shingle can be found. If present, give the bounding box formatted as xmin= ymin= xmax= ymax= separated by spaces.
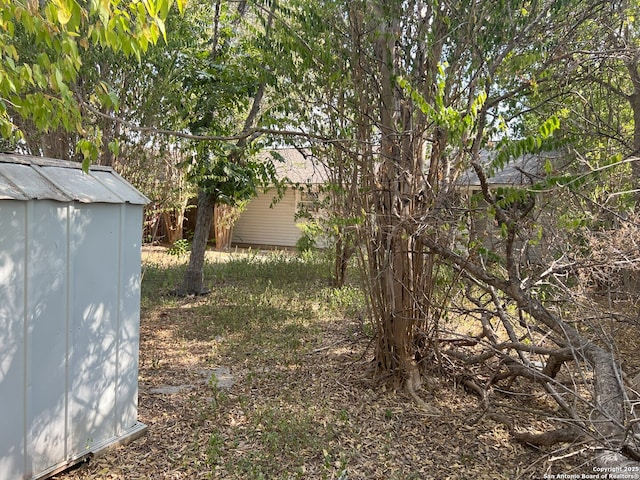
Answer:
xmin=259 ymin=148 xmax=329 ymax=185
xmin=457 ymin=150 xmax=563 ymax=188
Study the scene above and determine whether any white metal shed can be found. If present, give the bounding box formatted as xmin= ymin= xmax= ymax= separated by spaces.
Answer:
xmin=0 ymin=154 xmax=148 ymax=480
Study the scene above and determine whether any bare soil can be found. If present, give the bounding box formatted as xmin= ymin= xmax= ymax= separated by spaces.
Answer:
xmin=54 ymin=247 xmax=639 ymax=480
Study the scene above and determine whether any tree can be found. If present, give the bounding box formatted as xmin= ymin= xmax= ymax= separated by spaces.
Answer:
xmin=84 ymin=4 xmax=214 ymax=239
xmin=334 ymin=0 xmax=573 ymax=396
xmin=176 ymin=145 xmax=280 ymax=295
xmin=171 ymin=0 xmax=343 ymax=295
xmin=0 ymin=0 xmax=184 ymax=165
xmin=567 ymin=0 xmax=640 ymax=203
xmin=296 ymin=0 xmax=640 ymax=469
xmin=175 ymin=0 xmax=282 ymax=296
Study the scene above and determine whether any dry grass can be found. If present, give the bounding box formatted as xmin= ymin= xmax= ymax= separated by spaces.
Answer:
xmin=53 ymin=246 xmax=635 ymax=480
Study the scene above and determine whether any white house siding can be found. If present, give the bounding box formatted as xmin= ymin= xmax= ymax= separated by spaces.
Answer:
xmin=232 ymin=189 xmax=302 ymax=247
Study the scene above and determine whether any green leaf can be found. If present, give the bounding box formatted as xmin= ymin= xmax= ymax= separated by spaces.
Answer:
xmin=57 ymin=5 xmax=73 ymax=25
xmin=32 ymin=64 xmax=47 ymax=87
xmin=54 ymin=67 xmax=65 ymax=91
xmin=143 ymin=0 xmax=158 ymax=17
xmin=78 ymin=138 xmax=99 ymax=167
xmin=96 ymin=0 xmax=111 ymax=25
xmin=81 ymin=156 xmax=92 ymax=172
xmin=108 ymin=139 xmax=120 ymax=157
xmin=108 ymin=90 xmax=119 ymax=110
xmin=156 ymin=16 xmax=167 ymax=43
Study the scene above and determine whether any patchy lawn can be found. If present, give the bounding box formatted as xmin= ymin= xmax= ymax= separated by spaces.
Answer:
xmin=54 ymin=246 xmax=629 ymax=480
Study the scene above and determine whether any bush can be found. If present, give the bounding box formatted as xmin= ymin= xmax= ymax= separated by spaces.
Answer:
xmin=167 ymin=239 xmax=190 ymax=258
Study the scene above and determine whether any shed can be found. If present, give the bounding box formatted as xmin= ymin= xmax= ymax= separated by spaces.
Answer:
xmin=0 ymin=154 xmax=148 ymax=479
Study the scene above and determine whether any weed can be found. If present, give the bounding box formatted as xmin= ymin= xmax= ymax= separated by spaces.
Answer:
xmin=320 ymin=285 xmax=366 ymax=317
xmin=337 ymin=409 xmax=349 ymax=423
xmin=206 ymin=431 xmax=224 ymax=465
xmin=167 ymin=239 xmax=190 ymax=258
xmin=208 ymin=374 xmax=229 ymax=410
xmin=140 ymin=261 xmax=186 ymax=301
xmin=139 ymin=248 xmax=362 ymax=478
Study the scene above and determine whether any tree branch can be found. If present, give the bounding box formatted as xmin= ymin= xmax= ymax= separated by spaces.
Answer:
xmin=79 ymin=99 xmax=334 ymax=143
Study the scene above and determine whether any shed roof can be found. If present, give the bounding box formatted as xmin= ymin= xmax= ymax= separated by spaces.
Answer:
xmin=0 ymin=154 xmax=149 ymax=204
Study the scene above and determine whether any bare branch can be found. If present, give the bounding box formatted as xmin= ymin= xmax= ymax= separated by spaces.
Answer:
xmin=79 ymin=99 xmax=334 ymax=143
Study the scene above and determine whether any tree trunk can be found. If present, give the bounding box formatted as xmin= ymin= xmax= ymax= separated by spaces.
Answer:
xmin=175 ymin=190 xmax=215 ymax=296
xmin=213 ymin=203 xmax=233 ymax=250
xmin=509 ymin=286 xmax=640 ymax=471
xmin=348 ymin=1 xmax=440 ymax=395
xmin=162 ymin=210 xmax=184 ymax=245
xmin=369 ymin=7 xmax=421 ymax=388
xmin=333 ymin=237 xmax=353 ymax=288
xmin=40 ymin=129 xmax=74 ymax=160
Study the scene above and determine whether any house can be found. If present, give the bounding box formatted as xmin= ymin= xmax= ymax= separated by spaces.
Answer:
xmin=456 ymin=150 xmax=564 ymax=190
xmin=455 ymin=149 xmax=568 ymax=265
xmin=229 ymin=147 xmax=566 ymax=250
xmin=231 ymin=148 xmax=329 ymax=248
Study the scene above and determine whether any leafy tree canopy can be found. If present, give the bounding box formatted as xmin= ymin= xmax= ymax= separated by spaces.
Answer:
xmin=0 ymin=0 xmax=185 ymax=167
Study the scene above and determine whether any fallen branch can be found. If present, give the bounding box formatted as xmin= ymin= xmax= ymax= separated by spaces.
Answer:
xmin=513 ymin=427 xmax=582 ymax=446
xmin=421 ymin=237 xmax=640 ymax=469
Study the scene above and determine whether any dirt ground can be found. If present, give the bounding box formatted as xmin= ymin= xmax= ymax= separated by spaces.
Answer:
xmin=54 ymin=247 xmax=639 ymax=480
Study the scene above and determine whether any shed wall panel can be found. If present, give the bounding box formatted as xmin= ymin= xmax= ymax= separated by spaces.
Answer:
xmin=0 ymin=201 xmax=27 ymax=479
xmin=25 ymin=201 xmax=69 ymax=475
xmin=116 ymin=206 xmax=144 ymax=432
xmin=69 ymin=204 xmax=120 ymax=453
xmin=232 ymin=190 xmax=301 ymax=247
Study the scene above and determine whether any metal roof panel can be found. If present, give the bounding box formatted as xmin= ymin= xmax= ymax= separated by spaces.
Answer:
xmin=91 ymin=170 xmax=149 ymax=205
xmin=0 ymin=163 xmax=71 ymax=201
xmin=0 ymin=154 xmax=149 ymax=204
xmin=39 ymin=165 xmax=123 ymax=203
